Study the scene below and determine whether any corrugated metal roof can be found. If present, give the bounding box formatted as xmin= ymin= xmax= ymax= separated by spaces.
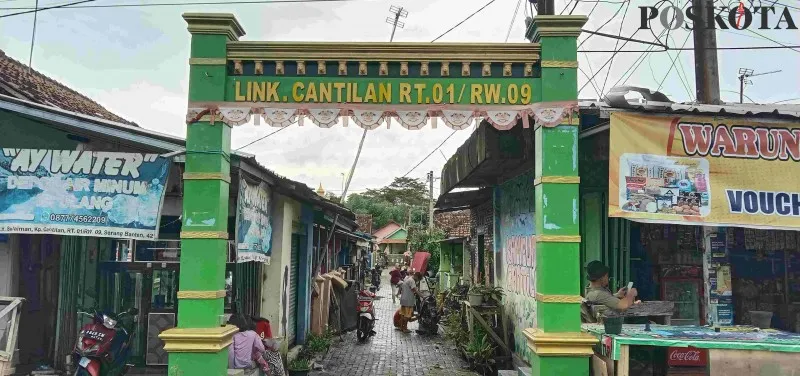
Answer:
xmin=582 ymin=86 xmax=800 ymax=120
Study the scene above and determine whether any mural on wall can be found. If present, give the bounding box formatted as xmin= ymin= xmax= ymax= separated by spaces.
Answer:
xmin=497 ymin=170 xmax=536 ymax=362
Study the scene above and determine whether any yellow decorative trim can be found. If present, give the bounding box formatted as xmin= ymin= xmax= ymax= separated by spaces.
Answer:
xmin=317 ymin=60 xmax=327 ymax=75
xmin=503 ymin=62 xmax=512 ymax=77
xmin=177 ymin=290 xmax=227 ymax=299
xmin=183 ymin=13 xmax=245 ymax=42
xmin=296 ymin=61 xmax=306 ymax=75
xmin=254 ymin=60 xmax=264 ymax=75
xmin=400 ymin=62 xmax=409 ymax=76
xmin=358 ymin=61 xmax=367 ymax=76
xmin=533 ymin=176 xmax=580 ymax=185
xmin=180 ymin=231 xmax=228 ymax=239
xmin=420 ymin=61 xmax=429 ymax=76
xmin=524 ymin=63 xmax=533 ymax=77
xmin=537 ymin=235 xmax=582 ymax=243
xmin=482 ymin=62 xmax=491 ymax=77
xmin=275 ymin=61 xmax=285 ymax=75
xmin=441 ymin=61 xmax=450 ymax=76
xmin=159 ymin=325 xmax=238 ymax=353
xmin=523 ymin=328 xmax=597 ymax=357
xmin=183 ymin=172 xmax=231 ymax=183
xmin=461 ymin=62 xmax=470 ymax=77
xmin=232 ymin=60 xmax=243 ymax=74
xmin=531 ymin=15 xmax=589 ymax=40
xmin=338 ymin=61 xmax=347 ymax=75
xmin=535 ymin=293 xmax=583 ymax=304
xmin=226 ymin=41 xmax=540 ymax=63
xmin=189 ymin=58 xmax=227 ymax=65
xmin=541 ymin=60 xmax=578 ymax=68
xmin=379 ymin=61 xmax=388 ymax=76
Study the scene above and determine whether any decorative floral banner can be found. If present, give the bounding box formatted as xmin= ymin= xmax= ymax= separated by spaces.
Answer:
xmin=186 ymin=102 xmax=579 ymax=131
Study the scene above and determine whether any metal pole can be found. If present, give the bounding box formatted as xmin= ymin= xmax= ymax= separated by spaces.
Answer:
xmin=428 ymin=171 xmax=434 ymax=230
xmin=389 ymin=8 xmax=401 ymax=42
xmin=692 ymin=0 xmax=721 ymax=104
xmin=739 ymin=74 xmax=744 ymax=104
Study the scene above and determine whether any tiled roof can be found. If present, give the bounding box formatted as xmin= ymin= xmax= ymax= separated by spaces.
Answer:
xmin=0 ymin=49 xmax=135 ymax=125
xmin=355 ymin=214 xmax=373 ymax=234
xmin=435 ymin=210 xmax=471 ymax=238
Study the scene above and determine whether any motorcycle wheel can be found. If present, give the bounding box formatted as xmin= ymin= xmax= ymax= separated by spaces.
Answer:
xmin=74 ymin=368 xmax=90 ymax=376
xmin=356 ymin=317 xmax=370 ymax=342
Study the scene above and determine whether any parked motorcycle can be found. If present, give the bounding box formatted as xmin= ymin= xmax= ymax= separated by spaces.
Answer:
xmin=415 ymin=291 xmax=440 ymax=335
xmin=356 ymin=285 xmax=377 ymax=342
xmin=70 ymin=307 xmax=138 ymax=376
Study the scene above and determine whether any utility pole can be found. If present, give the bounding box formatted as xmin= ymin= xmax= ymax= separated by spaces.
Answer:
xmin=692 ymin=0 xmax=721 ymax=104
xmin=738 ymin=68 xmax=781 ymax=104
xmin=386 ymin=5 xmax=408 ymax=42
xmin=428 ymin=171 xmax=434 ymax=230
xmin=535 ymin=0 xmax=555 ymax=15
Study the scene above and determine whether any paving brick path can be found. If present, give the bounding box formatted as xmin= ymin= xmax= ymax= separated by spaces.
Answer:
xmin=311 ymin=272 xmax=477 ymax=376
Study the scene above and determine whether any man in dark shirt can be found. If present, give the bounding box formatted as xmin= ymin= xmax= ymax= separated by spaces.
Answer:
xmin=389 ymin=264 xmax=402 ymax=304
xmin=583 ymin=261 xmax=638 ymax=322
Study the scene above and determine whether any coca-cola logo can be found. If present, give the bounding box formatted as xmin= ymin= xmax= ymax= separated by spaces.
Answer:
xmin=670 ymin=350 xmax=700 ymax=361
xmin=667 ymin=347 xmax=707 ymax=366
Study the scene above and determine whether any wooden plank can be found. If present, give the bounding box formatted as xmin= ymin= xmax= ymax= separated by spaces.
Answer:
xmin=592 ymin=354 xmax=610 ymax=376
xmin=467 ymin=306 xmax=510 ymax=353
xmin=709 ymin=349 xmax=800 ymax=376
xmin=616 ymin=345 xmax=630 ymax=376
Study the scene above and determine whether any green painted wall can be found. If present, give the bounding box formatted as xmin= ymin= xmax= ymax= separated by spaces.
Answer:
xmin=387 ymin=228 xmax=407 ymax=240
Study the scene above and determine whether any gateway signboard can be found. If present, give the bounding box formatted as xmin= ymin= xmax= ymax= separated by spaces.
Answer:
xmin=608 ymin=113 xmax=800 ymax=230
xmin=0 ymin=148 xmax=170 ymax=239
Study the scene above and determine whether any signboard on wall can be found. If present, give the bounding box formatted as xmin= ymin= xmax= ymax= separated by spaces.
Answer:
xmin=0 ymin=148 xmax=169 ymax=240
xmin=609 ymin=113 xmax=800 ymax=230
xmin=235 ymin=178 xmax=272 ymax=263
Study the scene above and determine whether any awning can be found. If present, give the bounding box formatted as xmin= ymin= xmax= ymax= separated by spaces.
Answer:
xmin=435 ymin=188 xmax=493 ymax=212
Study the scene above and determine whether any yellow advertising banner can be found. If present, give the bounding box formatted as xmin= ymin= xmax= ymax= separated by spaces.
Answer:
xmin=608 ymin=112 xmax=800 ymax=230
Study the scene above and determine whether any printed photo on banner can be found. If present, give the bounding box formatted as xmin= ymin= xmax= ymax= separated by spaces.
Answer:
xmin=0 ymin=148 xmax=170 ymax=240
xmin=608 ymin=113 xmax=800 ymax=230
xmin=235 ymin=178 xmax=272 ymax=263
xmin=618 ymin=153 xmax=711 ymax=217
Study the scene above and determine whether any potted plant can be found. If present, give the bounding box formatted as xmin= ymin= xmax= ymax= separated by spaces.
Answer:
xmin=467 ymin=285 xmax=485 ymax=306
xmin=483 ymin=286 xmax=505 ymax=306
xmin=464 ymin=334 xmax=496 ymax=375
xmin=288 ymin=357 xmax=311 ymax=376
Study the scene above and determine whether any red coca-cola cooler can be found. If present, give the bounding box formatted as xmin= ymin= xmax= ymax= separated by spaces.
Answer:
xmin=666 ymin=347 xmax=708 ymax=375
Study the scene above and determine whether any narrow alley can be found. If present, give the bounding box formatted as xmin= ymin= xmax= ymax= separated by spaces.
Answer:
xmin=311 ymin=272 xmax=477 ymax=376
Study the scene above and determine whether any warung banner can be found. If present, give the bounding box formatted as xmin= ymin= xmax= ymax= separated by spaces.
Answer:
xmin=0 ymin=148 xmax=170 ymax=240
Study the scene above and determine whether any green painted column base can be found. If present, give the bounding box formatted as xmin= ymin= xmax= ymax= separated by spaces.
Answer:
xmin=523 ymin=328 xmax=597 ymax=376
xmin=160 ymin=325 xmax=238 ymax=376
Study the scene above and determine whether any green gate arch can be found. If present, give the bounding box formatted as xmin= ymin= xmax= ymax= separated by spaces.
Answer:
xmin=160 ymin=12 xmax=595 ymax=376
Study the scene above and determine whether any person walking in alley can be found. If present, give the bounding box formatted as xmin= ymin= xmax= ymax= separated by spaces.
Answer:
xmin=389 ymin=264 xmax=402 ymax=304
xmin=396 ymin=272 xmax=422 ymax=333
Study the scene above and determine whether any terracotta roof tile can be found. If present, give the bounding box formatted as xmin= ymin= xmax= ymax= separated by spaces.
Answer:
xmin=0 ymin=49 xmax=135 ymax=126
xmin=435 ymin=210 xmax=471 ymax=238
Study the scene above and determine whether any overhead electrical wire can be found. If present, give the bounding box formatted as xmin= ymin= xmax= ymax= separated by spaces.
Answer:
xmin=599 ymin=0 xmax=631 ymax=95
xmin=504 ymin=0 xmax=523 ymax=43
xmin=233 ymin=126 xmax=288 ymax=151
xmin=401 ymin=130 xmax=457 ymax=178
xmin=0 ymin=0 xmax=363 ymax=13
xmin=431 ymin=0 xmax=496 ymax=42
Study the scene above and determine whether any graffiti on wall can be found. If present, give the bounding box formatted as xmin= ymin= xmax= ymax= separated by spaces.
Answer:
xmin=497 ymin=170 xmax=536 ymax=363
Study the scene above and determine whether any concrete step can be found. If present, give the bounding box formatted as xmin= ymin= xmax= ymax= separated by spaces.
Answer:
xmin=518 ymin=366 xmax=532 ymax=376
xmin=499 ymin=371 xmax=517 ymax=376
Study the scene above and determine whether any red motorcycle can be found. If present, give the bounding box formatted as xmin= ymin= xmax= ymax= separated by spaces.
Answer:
xmin=356 ymin=285 xmax=377 ymax=342
xmin=71 ymin=307 xmax=138 ymax=376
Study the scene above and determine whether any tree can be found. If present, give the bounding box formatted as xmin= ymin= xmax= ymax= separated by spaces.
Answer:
xmin=408 ymin=223 xmax=445 ymax=273
xmin=345 ymin=177 xmax=430 ymax=230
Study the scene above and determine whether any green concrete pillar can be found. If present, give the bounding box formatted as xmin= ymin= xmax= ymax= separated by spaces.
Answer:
xmin=523 ymin=15 xmax=597 ymax=376
xmin=159 ymin=13 xmax=245 ymax=376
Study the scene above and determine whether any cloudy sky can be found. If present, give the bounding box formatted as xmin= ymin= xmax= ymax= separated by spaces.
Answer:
xmin=1 ymin=0 xmax=798 ymax=197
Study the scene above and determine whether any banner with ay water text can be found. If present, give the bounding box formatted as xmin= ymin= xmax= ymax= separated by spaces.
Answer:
xmin=235 ymin=178 xmax=272 ymax=263
xmin=609 ymin=113 xmax=800 ymax=230
xmin=0 ymin=148 xmax=170 ymax=239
